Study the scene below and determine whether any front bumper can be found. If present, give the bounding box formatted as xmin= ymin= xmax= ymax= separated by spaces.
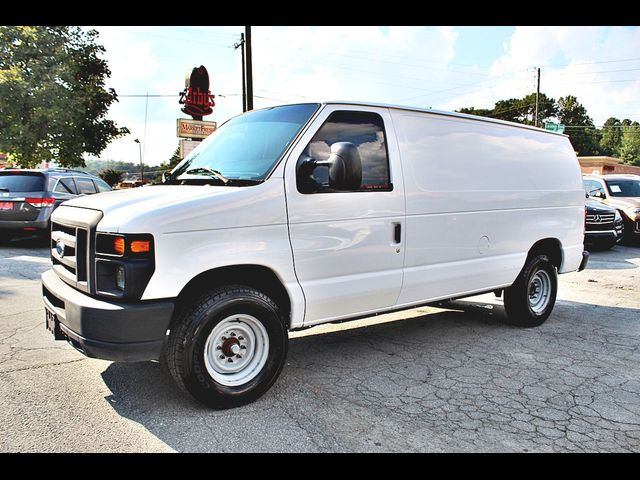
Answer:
xmin=0 ymin=218 xmax=50 ymax=230
xmin=584 ymin=229 xmax=619 ymax=244
xmin=42 ymin=269 xmax=174 ymax=362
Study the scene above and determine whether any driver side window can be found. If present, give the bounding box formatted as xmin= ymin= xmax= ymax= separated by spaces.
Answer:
xmin=301 ymin=110 xmax=392 ymax=193
xmin=584 ymin=179 xmax=605 ymax=197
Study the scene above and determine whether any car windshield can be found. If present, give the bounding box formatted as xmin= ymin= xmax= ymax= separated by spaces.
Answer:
xmin=170 ymin=103 xmax=320 ymax=184
xmin=0 ymin=172 xmax=45 ymax=192
xmin=605 ymin=179 xmax=640 ymax=197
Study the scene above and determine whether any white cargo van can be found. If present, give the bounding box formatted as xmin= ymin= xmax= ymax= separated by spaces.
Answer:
xmin=42 ymin=101 xmax=588 ymax=408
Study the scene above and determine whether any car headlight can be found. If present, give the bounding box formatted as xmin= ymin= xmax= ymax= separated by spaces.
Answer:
xmin=615 ymin=210 xmax=622 ymax=222
xmin=94 ymin=233 xmax=155 ymax=300
xmin=623 ymin=207 xmax=640 ymax=221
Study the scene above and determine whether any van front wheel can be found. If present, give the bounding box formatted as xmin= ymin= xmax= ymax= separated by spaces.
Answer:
xmin=503 ymin=254 xmax=557 ymax=328
xmin=166 ymin=285 xmax=288 ymax=409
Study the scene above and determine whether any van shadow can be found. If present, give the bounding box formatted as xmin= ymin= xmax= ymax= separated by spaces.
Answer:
xmin=99 ymin=298 xmax=640 ymax=452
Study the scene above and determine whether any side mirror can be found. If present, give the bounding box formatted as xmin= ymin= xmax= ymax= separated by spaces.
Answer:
xmin=585 ymin=191 xmax=589 ymax=199
xmin=296 ymin=142 xmax=362 ymax=193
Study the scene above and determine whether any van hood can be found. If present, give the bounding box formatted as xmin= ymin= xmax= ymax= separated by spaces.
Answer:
xmin=61 ymin=181 xmax=287 ymax=234
xmin=64 ymin=185 xmax=230 ymax=214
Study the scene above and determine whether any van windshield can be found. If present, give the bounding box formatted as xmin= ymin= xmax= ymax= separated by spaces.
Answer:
xmin=170 ymin=103 xmax=319 ymax=184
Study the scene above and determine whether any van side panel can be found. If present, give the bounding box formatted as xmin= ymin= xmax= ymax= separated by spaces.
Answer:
xmin=391 ymin=111 xmax=584 ymax=305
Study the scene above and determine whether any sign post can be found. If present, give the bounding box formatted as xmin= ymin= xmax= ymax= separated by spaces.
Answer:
xmin=176 ymin=65 xmax=217 ymax=162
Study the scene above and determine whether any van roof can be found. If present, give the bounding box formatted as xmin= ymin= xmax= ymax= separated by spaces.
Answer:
xmin=313 ymin=100 xmax=569 ymax=137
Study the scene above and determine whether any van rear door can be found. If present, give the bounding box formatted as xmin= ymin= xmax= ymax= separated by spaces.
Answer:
xmin=284 ymin=105 xmax=406 ymax=325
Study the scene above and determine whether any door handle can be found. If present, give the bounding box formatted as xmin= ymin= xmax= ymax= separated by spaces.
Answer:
xmin=393 ymin=222 xmax=402 ymax=244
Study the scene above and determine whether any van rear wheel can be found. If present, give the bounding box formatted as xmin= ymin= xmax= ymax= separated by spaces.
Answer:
xmin=166 ymin=285 xmax=288 ymax=409
xmin=503 ymin=254 xmax=557 ymax=328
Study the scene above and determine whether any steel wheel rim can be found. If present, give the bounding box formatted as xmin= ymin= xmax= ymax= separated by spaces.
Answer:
xmin=204 ymin=314 xmax=269 ymax=387
xmin=528 ymin=269 xmax=552 ymax=314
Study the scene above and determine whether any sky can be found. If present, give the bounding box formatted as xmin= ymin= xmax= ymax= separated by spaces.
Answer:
xmin=89 ymin=26 xmax=640 ymax=167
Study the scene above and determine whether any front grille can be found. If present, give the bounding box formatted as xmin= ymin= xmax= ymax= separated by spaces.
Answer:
xmin=51 ymin=222 xmax=87 ymax=286
xmin=586 ymin=213 xmax=615 ymax=227
xmin=49 ymin=207 xmax=102 ymax=294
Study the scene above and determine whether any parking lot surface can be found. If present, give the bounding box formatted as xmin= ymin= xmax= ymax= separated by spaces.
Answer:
xmin=1 ymin=235 xmax=639 ymax=452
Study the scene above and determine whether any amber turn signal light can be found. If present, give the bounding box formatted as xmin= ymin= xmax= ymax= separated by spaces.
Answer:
xmin=130 ymin=240 xmax=151 ymax=253
xmin=113 ymin=237 xmax=125 ymax=255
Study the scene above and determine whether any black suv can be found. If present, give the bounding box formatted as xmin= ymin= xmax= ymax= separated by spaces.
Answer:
xmin=0 ymin=168 xmax=111 ymax=243
xmin=584 ymin=195 xmax=624 ymax=250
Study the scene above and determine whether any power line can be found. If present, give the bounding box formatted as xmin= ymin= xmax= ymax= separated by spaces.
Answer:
xmin=543 ymin=56 xmax=640 ymax=67
xmin=547 ymin=67 xmax=640 ymax=76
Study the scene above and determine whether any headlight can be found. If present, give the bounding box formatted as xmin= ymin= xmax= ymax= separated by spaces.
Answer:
xmin=623 ymin=207 xmax=640 ymax=221
xmin=95 ymin=233 xmax=155 ymax=299
xmin=615 ymin=210 xmax=622 ymax=222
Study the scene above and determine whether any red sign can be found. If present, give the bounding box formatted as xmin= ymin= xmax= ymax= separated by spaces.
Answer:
xmin=179 ymin=65 xmax=215 ymax=120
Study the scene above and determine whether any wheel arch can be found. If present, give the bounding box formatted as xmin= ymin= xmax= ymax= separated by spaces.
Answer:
xmin=173 ymin=264 xmax=292 ymax=328
xmin=527 ymin=237 xmax=563 ymax=270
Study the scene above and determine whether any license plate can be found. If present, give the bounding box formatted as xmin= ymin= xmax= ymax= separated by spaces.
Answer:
xmin=0 ymin=202 xmax=13 ymax=210
xmin=45 ymin=305 xmax=58 ymax=335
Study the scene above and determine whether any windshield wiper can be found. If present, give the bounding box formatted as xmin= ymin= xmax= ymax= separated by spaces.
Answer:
xmin=184 ymin=167 xmax=229 ymax=184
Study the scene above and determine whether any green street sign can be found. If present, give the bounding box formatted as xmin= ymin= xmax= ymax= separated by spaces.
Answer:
xmin=544 ymin=122 xmax=565 ymax=133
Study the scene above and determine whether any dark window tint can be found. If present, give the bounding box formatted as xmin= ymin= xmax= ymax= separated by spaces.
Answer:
xmin=0 ymin=172 xmax=45 ymax=192
xmin=605 ymin=179 xmax=640 ymax=197
xmin=94 ymin=179 xmax=111 ymax=192
xmin=303 ymin=111 xmax=391 ymax=192
xmin=583 ymin=179 xmax=605 ymax=197
xmin=75 ymin=177 xmax=97 ymax=194
xmin=54 ymin=177 xmax=77 ymax=194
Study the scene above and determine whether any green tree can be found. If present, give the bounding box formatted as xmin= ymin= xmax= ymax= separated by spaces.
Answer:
xmin=600 ymin=117 xmax=623 ymax=156
xmin=557 ymin=95 xmax=600 ymax=156
xmin=619 ymin=122 xmax=640 ymax=166
xmin=98 ymin=168 xmax=124 ymax=187
xmin=457 ymin=92 xmax=556 ymax=125
xmin=0 ymin=26 xmax=129 ymax=167
xmin=457 ymin=106 xmax=493 ymax=117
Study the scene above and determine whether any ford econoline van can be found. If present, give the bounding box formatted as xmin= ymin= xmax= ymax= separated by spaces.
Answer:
xmin=41 ymin=101 xmax=589 ymax=408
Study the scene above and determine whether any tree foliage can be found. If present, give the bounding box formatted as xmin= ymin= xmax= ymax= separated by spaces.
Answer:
xmin=98 ymin=168 xmax=124 ymax=187
xmin=556 ymin=95 xmax=601 ymax=156
xmin=457 ymin=92 xmax=557 ymax=126
xmin=619 ymin=122 xmax=640 ymax=166
xmin=0 ymin=26 xmax=129 ymax=168
xmin=600 ymin=117 xmax=623 ymax=156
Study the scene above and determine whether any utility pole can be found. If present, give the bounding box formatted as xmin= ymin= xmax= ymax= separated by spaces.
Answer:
xmin=234 ymin=34 xmax=246 ymax=112
xmin=535 ymin=67 xmax=541 ymax=127
xmin=134 ymin=139 xmax=143 ymax=183
xmin=244 ymin=26 xmax=253 ymax=111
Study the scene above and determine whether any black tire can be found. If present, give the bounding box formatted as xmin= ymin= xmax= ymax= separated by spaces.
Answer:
xmin=503 ymin=254 xmax=557 ymax=328
xmin=166 ymin=285 xmax=288 ymax=409
xmin=621 ymin=218 xmax=639 ymax=246
xmin=0 ymin=231 xmax=14 ymax=245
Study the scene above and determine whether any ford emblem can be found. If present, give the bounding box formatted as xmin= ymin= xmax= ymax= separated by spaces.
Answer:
xmin=56 ymin=240 xmax=65 ymax=258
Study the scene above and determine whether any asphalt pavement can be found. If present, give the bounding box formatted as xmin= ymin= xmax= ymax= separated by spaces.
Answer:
xmin=1 ymin=234 xmax=639 ymax=452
